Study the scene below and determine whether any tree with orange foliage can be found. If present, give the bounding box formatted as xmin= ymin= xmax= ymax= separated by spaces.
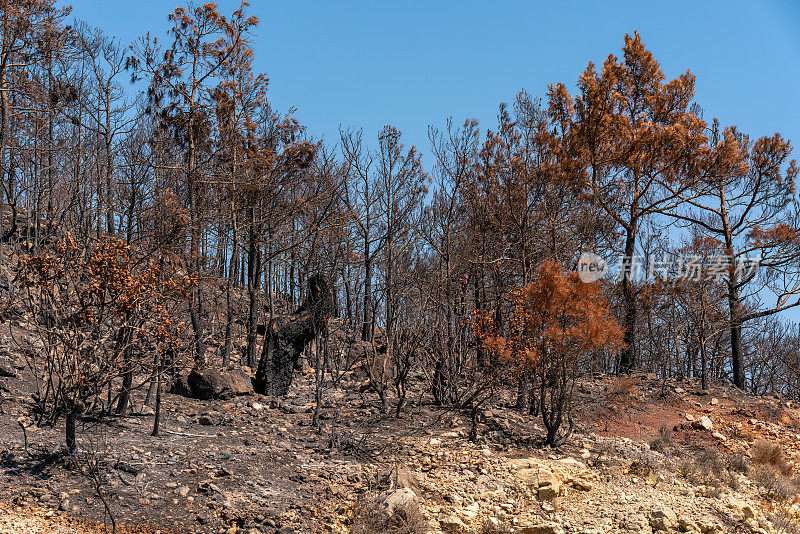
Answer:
xmin=477 ymin=260 xmax=623 ymax=446
xmin=549 ymin=32 xmax=709 ymax=373
xmin=18 ymin=235 xmax=190 ymax=453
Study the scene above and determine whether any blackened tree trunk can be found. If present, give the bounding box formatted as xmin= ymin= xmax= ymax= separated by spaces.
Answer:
xmin=619 ymin=226 xmax=637 ymax=373
xmin=253 ymin=274 xmax=332 ymax=396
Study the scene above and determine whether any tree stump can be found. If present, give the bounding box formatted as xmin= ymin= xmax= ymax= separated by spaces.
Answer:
xmin=253 ymin=274 xmax=332 ymax=396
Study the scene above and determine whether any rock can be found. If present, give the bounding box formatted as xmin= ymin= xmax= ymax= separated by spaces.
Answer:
xmin=649 ymin=507 xmax=677 ymax=531
xmin=691 ymin=416 xmax=713 ymax=431
xmin=677 ymin=515 xmax=698 ymax=533
xmin=618 ymin=513 xmax=648 ymax=532
xmin=570 ymin=471 xmax=594 ymax=491
xmin=176 ymin=486 xmax=191 ymax=497
xmin=439 ymin=514 xmax=469 ymax=533
xmin=170 ymin=374 xmax=192 ymax=397
xmin=381 ymin=488 xmax=418 ymax=516
xmin=198 ymin=415 xmax=215 ymax=426
xmin=515 ymin=523 xmax=565 ymax=534
xmin=185 ymin=368 xmax=253 ymax=400
xmin=729 ymin=499 xmax=755 ymax=519
xmin=711 ymin=431 xmax=727 ymax=441
xmin=710 ymin=398 xmax=719 ymax=406
xmin=516 ymin=464 xmax=565 ymax=500
xmin=537 ymin=483 xmax=561 ymax=501
xmin=0 ymin=364 xmax=17 ymax=378
xmin=462 ymin=502 xmax=479 ymax=518
xmin=556 ymin=458 xmax=586 ymax=470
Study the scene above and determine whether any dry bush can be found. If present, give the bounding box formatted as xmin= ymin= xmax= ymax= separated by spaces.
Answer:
xmin=768 ymin=507 xmax=800 ymax=534
xmin=749 ymin=464 xmax=796 ymax=501
xmin=647 ymin=424 xmax=675 ymax=453
xmin=628 ymin=449 xmax=669 ymax=479
xmin=607 ymin=377 xmax=639 ymax=398
xmin=676 ymin=446 xmax=741 ymax=491
xmin=727 ymin=452 xmax=750 ymax=475
xmin=349 ymin=495 xmax=427 ymax=534
xmin=751 ymin=440 xmax=792 ymax=475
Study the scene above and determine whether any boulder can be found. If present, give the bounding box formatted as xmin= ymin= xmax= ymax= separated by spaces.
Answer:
xmin=381 ymin=488 xmax=418 ymax=516
xmin=517 ymin=466 xmax=564 ymax=500
xmin=170 ymin=374 xmax=192 ymax=397
xmin=184 ymin=368 xmax=253 ymax=400
xmin=649 ymin=507 xmax=677 ymax=532
xmin=691 ymin=416 xmax=713 ymax=431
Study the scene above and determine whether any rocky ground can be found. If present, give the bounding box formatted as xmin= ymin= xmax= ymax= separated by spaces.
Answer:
xmin=0 ymin=343 xmax=799 ymax=533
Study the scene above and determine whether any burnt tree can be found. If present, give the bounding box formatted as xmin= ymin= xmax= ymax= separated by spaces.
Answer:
xmin=253 ymin=274 xmax=332 ymax=396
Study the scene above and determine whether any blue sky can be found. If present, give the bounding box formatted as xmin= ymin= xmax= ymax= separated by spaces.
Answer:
xmin=67 ymin=0 xmax=800 ymax=322
xmin=67 ymin=0 xmax=800 ymax=155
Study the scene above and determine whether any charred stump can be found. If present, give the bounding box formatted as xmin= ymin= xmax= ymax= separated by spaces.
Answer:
xmin=253 ymin=274 xmax=332 ymax=396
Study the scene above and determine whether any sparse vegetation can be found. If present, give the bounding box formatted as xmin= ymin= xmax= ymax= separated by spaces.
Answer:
xmin=349 ymin=494 xmax=428 ymax=534
xmin=0 ymin=1 xmax=798 ymax=533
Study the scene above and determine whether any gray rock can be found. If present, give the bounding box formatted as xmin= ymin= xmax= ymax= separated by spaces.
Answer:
xmin=381 ymin=488 xmax=418 ymax=516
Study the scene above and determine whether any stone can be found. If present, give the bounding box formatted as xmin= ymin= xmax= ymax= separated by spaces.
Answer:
xmin=710 ymin=398 xmax=719 ymax=406
xmin=729 ymin=499 xmax=755 ymax=519
xmin=649 ymin=507 xmax=677 ymax=531
xmin=0 ymin=364 xmax=17 ymax=378
xmin=556 ymin=458 xmax=587 ymax=470
xmin=677 ymin=515 xmax=698 ymax=533
xmin=439 ymin=514 xmax=469 ymax=533
xmin=198 ymin=415 xmax=215 ymax=426
xmin=170 ymin=374 xmax=192 ymax=397
xmin=570 ymin=471 xmax=594 ymax=491
xmin=618 ymin=513 xmax=648 ymax=532
xmin=711 ymin=431 xmax=727 ymax=441
xmin=176 ymin=486 xmax=191 ymax=497
xmin=515 ymin=523 xmax=565 ymax=534
xmin=184 ymin=368 xmax=253 ymax=400
xmin=692 ymin=416 xmax=713 ymax=431
xmin=381 ymin=488 xmax=418 ymax=516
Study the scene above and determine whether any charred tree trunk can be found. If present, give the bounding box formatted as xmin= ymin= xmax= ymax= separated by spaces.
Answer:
xmin=253 ymin=274 xmax=332 ymax=396
xmin=619 ymin=227 xmax=637 ymax=374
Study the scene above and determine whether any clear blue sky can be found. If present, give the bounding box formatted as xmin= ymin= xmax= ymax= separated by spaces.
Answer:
xmin=66 ymin=0 xmax=800 ymax=324
xmin=66 ymin=0 xmax=800 ymax=155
